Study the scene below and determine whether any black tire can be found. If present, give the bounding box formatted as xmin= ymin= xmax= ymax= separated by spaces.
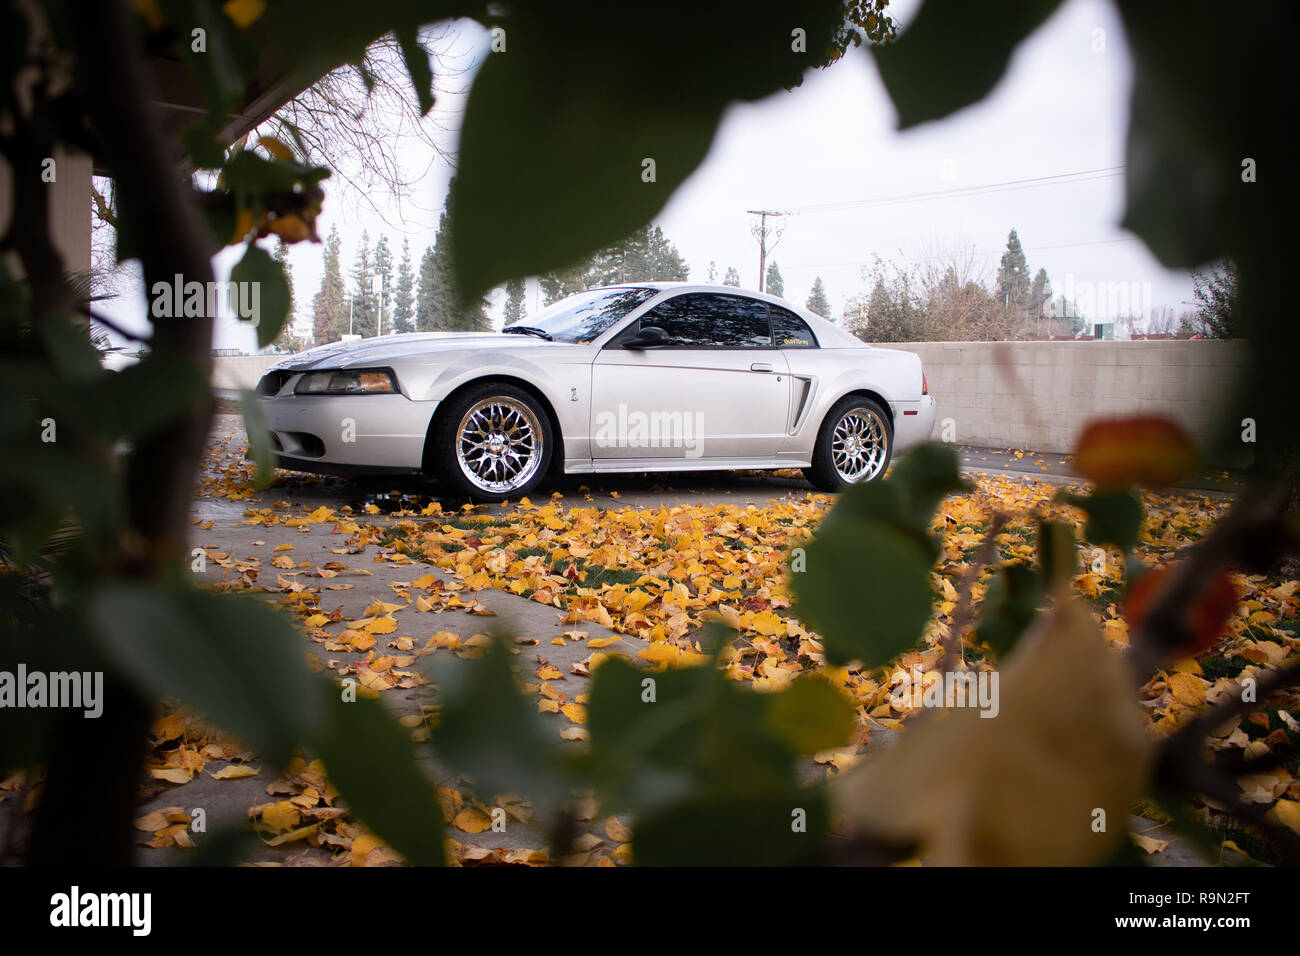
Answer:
xmin=803 ymin=395 xmax=893 ymax=492
xmin=427 ymin=382 xmax=554 ymax=502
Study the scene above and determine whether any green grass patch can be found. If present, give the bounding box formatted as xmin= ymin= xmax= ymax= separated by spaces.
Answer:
xmin=1198 ymin=653 xmax=1253 ymax=681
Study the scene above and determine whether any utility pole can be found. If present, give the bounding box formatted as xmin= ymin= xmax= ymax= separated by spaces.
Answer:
xmin=746 ymin=209 xmax=787 ymax=293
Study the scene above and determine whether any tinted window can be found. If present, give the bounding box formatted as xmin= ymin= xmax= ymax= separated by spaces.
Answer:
xmin=640 ymin=294 xmax=772 ymax=348
xmin=523 ymin=287 xmax=659 ymax=343
xmin=770 ymin=306 xmax=818 ymax=348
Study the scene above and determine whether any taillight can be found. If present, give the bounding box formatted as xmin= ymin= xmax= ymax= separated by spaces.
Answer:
xmin=922 ymin=369 xmax=929 ymax=395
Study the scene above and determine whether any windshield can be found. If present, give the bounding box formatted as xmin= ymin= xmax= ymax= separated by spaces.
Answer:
xmin=512 ymin=287 xmax=658 ymax=343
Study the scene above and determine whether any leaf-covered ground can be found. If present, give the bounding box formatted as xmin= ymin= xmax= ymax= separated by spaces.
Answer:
xmin=14 ymin=419 xmax=1286 ymax=865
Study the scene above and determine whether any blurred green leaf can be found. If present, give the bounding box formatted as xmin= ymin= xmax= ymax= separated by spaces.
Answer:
xmin=452 ymin=61 xmax=720 ymax=299
xmin=1058 ymin=489 xmax=1143 ymax=555
xmin=221 ymin=150 xmax=330 ymax=197
xmin=229 ymin=242 xmax=290 ymax=347
xmin=259 ymin=1 xmax=475 ymax=105
xmin=159 ymin=0 xmax=258 ymax=163
xmin=431 ymin=635 xmax=570 ymax=808
xmin=791 ymin=446 xmax=961 ymax=668
xmin=885 ymin=441 xmax=970 ymax=531
xmin=763 ymin=678 xmax=855 ymax=754
xmin=450 ymin=1 xmax=843 ymax=298
xmin=0 ymin=579 xmax=101 ymax=773
xmin=976 ymin=563 xmax=1042 ymax=661
xmin=238 ymin=387 xmax=274 ymax=490
xmin=586 ymin=655 xmax=803 ymax=816
xmin=793 ymin=507 xmax=934 ymax=668
xmin=395 ymin=27 xmax=434 ymax=116
xmin=38 ymin=312 xmax=104 ymax=383
xmin=872 ymin=0 xmax=1062 ymax=129
xmin=0 ymin=376 xmax=123 ymax=549
xmin=1036 ymin=519 xmax=1076 ymax=589
xmin=1114 ymin=2 xmax=1294 ymax=269
xmin=313 ymin=686 xmax=444 ymax=865
xmin=584 ymin=656 xmax=704 ymax=813
xmin=95 ymin=356 xmax=209 ymax=440
xmin=89 ymin=585 xmax=321 ymax=768
xmin=632 ymin=786 xmax=829 ymax=866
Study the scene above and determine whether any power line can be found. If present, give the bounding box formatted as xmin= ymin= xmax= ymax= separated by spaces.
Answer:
xmin=782 ymin=165 xmax=1126 ymax=216
xmin=782 ymin=236 xmax=1145 ymax=273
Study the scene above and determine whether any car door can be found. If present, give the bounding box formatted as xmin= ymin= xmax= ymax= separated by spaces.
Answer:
xmin=590 ymin=292 xmax=790 ymax=462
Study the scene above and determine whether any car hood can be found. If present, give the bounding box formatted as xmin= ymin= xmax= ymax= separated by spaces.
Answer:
xmin=267 ymin=332 xmax=552 ymax=370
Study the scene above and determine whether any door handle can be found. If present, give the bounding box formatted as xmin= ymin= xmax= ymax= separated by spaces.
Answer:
xmin=750 ymin=362 xmax=774 ymax=373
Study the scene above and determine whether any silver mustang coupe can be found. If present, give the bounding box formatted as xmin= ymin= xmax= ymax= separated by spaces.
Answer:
xmin=255 ymin=283 xmax=936 ymax=501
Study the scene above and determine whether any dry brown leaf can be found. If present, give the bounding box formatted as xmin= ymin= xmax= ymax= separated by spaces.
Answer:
xmin=832 ymin=597 xmax=1152 ymax=865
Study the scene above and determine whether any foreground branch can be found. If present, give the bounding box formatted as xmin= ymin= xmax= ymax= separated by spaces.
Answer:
xmin=28 ymin=0 xmax=220 ymax=865
xmin=940 ymin=511 xmax=1008 ymax=674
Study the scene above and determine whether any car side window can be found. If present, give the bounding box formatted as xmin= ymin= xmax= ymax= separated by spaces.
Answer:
xmin=640 ymin=293 xmax=773 ymax=348
xmin=769 ymin=305 xmax=819 ymax=348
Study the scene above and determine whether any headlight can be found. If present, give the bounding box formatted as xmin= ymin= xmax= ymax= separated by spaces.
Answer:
xmin=295 ymin=369 xmax=398 ymax=395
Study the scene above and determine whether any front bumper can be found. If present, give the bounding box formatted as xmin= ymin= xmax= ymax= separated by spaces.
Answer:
xmin=259 ymin=392 xmax=438 ymax=472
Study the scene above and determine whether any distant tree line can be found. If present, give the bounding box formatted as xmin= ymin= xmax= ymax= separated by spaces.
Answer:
xmin=538 ymin=224 xmax=689 ymax=305
xmin=311 ymin=176 xmax=489 ymax=345
xmin=703 ymin=258 xmax=831 ymax=318
xmin=844 ymin=229 xmax=1087 ymax=343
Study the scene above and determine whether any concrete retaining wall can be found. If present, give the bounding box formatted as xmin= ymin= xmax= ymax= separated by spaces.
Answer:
xmin=214 ymin=340 xmax=1250 ymax=455
xmin=211 ymin=354 xmax=280 ymax=392
xmin=876 ymin=340 xmax=1248 ymax=454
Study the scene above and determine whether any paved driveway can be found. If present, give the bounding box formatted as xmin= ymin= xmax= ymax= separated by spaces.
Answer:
xmin=194 ymin=416 xmax=1241 ymax=524
xmin=159 ymin=416 xmax=1249 ymax=866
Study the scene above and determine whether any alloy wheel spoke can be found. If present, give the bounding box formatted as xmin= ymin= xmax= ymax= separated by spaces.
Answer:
xmin=456 ymin=397 xmax=544 ymax=493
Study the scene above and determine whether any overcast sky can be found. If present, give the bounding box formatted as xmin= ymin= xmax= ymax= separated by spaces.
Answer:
xmin=102 ymin=0 xmax=1198 ymax=352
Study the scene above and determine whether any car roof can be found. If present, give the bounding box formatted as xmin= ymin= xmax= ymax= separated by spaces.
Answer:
xmin=600 ymin=282 xmax=866 ymax=348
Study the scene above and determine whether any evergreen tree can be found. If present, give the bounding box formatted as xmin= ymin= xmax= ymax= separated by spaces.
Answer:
xmin=765 ymin=260 xmax=784 ymax=297
xmin=392 ymin=238 xmax=415 ymax=333
xmin=415 ymin=245 xmax=439 ymax=331
xmin=587 ymin=225 xmax=688 ymax=286
xmin=706 ymin=260 xmax=717 ymax=283
xmin=587 ymin=233 xmax=639 ymax=286
xmin=995 ymin=228 xmax=1030 ymax=313
xmin=372 ymin=234 xmax=394 ymax=335
xmin=540 ymin=262 xmax=590 ymax=305
xmin=272 ymin=236 xmax=295 ymax=328
xmin=806 ymin=275 xmax=830 ymax=317
xmin=867 ymin=278 xmax=892 ymax=339
xmin=270 ymin=237 xmax=307 ymax=350
xmin=540 ymin=225 xmax=689 ymax=302
xmin=424 ymin=177 xmax=490 ymax=331
xmin=349 ymin=230 xmax=375 ymax=336
xmin=860 ymin=268 xmax=923 ymax=342
xmin=723 ymin=266 xmax=741 ymax=287
xmin=1029 ymin=267 xmax=1052 ymax=320
xmin=647 ymin=226 xmax=688 ymax=281
xmin=503 ymin=277 xmax=527 ymax=325
xmin=312 ymin=224 xmax=347 ymax=344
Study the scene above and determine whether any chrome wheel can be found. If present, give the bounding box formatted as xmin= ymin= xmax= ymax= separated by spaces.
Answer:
xmin=831 ymin=406 xmax=888 ymax=482
xmin=455 ymin=397 xmax=544 ymax=495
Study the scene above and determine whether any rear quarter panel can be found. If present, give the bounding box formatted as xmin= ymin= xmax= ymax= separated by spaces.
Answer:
xmin=784 ymin=346 xmax=929 ymax=458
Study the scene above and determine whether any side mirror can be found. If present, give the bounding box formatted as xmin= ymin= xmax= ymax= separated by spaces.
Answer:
xmin=622 ymin=326 xmax=668 ymax=349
